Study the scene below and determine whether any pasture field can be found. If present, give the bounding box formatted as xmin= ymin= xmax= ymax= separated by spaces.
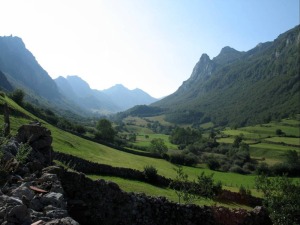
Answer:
xmin=87 ymin=174 xmax=252 ymax=209
xmin=135 ymin=133 xmax=177 ymax=149
xmin=219 ymin=118 xmax=300 ymax=163
xmin=264 ymin=137 xmax=300 ymax=146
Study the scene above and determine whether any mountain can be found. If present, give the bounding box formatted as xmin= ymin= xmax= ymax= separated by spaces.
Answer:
xmin=0 ymin=35 xmax=156 ymax=116
xmin=55 ymin=76 xmax=157 ymax=113
xmin=0 ymin=36 xmax=59 ymax=100
xmin=153 ymin=25 xmax=300 ymax=127
xmin=103 ymin=84 xmax=157 ymax=111
xmin=0 ymin=70 xmax=13 ymax=92
xmin=55 ymin=75 xmax=120 ymax=114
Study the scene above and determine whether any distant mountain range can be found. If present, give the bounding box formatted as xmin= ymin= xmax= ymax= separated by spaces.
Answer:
xmin=0 ymin=36 xmax=157 ymax=115
xmin=55 ymin=76 xmax=157 ymax=113
xmin=131 ymin=25 xmax=299 ymax=127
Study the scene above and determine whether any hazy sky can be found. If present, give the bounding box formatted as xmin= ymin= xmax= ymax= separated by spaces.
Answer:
xmin=0 ymin=0 xmax=299 ymax=98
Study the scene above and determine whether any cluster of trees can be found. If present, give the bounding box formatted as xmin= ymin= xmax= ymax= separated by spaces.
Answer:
xmin=169 ymin=127 xmax=202 ymax=148
xmin=256 ymin=150 xmax=300 ymax=177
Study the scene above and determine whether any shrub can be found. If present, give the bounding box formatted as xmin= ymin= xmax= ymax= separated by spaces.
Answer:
xmin=16 ymin=143 xmax=32 ymax=164
xmin=196 ymin=172 xmax=222 ymax=198
xmin=206 ymin=157 xmax=220 ymax=170
xmin=229 ymin=165 xmax=245 ymax=174
xmin=239 ymin=185 xmax=251 ymax=196
xmin=169 ymin=153 xmax=185 ymax=165
xmin=143 ymin=165 xmax=158 ymax=183
xmin=255 ymin=162 xmax=271 ymax=175
xmin=255 ymin=175 xmax=300 ymax=225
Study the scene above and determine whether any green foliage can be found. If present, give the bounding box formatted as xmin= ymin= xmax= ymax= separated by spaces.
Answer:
xmin=232 ymin=135 xmax=243 ymax=148
xmin=255 ymin=175 xmax=300 ymax=225
xmin=96 ymin=118 xmax=116 ymax=142
xmin=196 ymin=172 xmax=222 ymax=198
xmin=143 ymin=165 xmax=158 ymax=182
xmin=275 ymin=129 xmax=285 ymax=136
xmin=16 ymin=142 xmax=32 ymax=164
xmin=170 ymin=166 xmax=197 ymax=204
xmin=169 ymin=152 xmax=198 ymax=166
xmin=10 ymin=89 xmax=25 ymax=106
xmin=169 ymin=127 xmax=202 ymax=147
xmin=239 ymin=184 xmax=251 ymax=196
xmin=149 ymin=138 xmax=168 ymax=155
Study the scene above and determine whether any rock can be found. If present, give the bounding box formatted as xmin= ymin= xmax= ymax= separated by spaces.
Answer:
xmin=11 ymin=184 xmax=35 ymax=201
xmin=7 ymin=204 xmax=31 ymax=224
xmin=16 ymin=124 xmax=53 ymax=167
xmin=44 ymin=217 xmax=79 ymax=225
xmin=41 ymin=192 xmax=66 ymax=209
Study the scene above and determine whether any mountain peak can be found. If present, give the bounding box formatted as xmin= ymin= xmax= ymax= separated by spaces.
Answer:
xmin=213 ymin=46 xmax=243 ymax=65
xmin=199 ymin=53 xmax=211 ymax=63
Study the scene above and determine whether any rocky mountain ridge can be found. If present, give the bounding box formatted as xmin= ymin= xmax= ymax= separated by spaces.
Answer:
xmin=153 ymin=25 xmax=300 ymax=126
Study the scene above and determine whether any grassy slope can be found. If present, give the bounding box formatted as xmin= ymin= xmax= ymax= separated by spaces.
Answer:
xmin=218 ymin=118 xmax=300 ymax=164
xmin=1 ymin=95 xmax=299 ymax=202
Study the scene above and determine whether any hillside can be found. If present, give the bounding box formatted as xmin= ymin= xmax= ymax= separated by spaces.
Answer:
xmin=0 ymin=36 xmax=59 ymax=100
xmin=153 ymin=25 xmax=300 ymax=127
xmin=0 ymin=70 xmax=13 ymax=92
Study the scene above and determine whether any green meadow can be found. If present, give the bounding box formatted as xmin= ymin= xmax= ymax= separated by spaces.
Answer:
xmin=1 ymin=95 xmax=300 ymax=207
xmin=218 ymin=118 xmax=300 ymax=164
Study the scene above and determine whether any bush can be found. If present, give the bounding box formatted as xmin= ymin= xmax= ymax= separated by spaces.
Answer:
xmin=229 ymin=165 xmax=245 ymax=174
xmin=10 ymin=89 xmax=25 ymax=106
xmin=169 ymin=153 xmax=185 ymax=165
xmin=255 ymin=175 xmax=300 ymax=225
xmin=256 ymin=162 xmax=271 ymax=175
xmin=143 ymin=165 xmax=158 ymax=183
xmin=16 ymin=143 xmax=32 ymax=164
xmin=206 ymin=157 xmax=220 ymax=170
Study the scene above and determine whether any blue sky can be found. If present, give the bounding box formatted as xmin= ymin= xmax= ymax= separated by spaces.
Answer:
xmin=0 ymin=0 xmax=299 ymax=98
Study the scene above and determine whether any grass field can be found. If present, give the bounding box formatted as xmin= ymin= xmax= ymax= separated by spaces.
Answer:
xmin=219 ymin=118 xmax=300 ymax=164
xmin=1 ymin=95 xmax=300 ymax=207
xmin=87 ymin=174 xmax=252 ymax=209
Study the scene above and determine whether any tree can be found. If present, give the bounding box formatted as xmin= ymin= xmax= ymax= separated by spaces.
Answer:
xmin=10 ymin=89 xmax=25 ymax=106
xmin=149 ymin=138 xmax=168 ymax=155
xmin=255 ymin=174 xmax=300 ymax=225
xmin=95 ymin=119 xmax=116 ymax=142
xmin=169 ymin=166 xmax=197 ymax=204
xmin=233 ymin=135 xmax=243 ymax=148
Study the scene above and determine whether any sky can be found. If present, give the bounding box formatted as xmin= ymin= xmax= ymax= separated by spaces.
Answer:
xmin=0 ymin=0 xmax=299 ymax=98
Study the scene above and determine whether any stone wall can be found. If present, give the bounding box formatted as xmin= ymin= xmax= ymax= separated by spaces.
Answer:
xmin=54 ymin=167 xmax=272 ymax=225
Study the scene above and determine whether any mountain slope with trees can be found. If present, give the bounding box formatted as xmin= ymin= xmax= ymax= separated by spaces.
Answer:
xmin=153 ymin=25 xmax=300 ymax=127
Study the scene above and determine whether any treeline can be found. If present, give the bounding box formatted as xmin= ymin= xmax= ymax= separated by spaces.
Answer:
xmin=8 ymin=89 xmax=88 ymax=135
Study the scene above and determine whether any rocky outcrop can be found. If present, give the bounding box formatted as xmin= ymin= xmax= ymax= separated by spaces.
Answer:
xmin=0 ymin=123 xmax=78 ymax=225
xmin=0 ymin=123 xmax=272 ymax=225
